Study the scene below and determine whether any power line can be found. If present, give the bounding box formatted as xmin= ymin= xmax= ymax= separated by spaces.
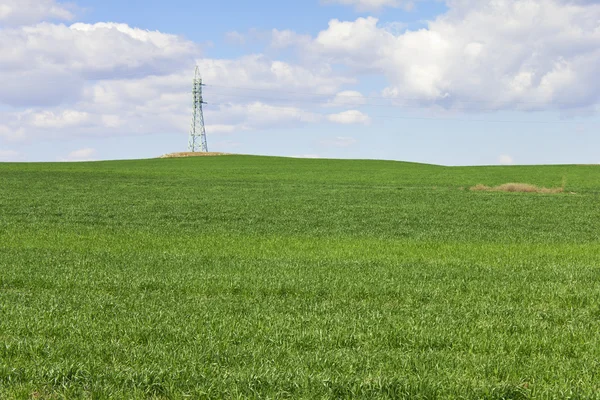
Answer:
xmin=206 ymin=91 xmax=575 ymax=113
xmin=208 ymin=91 xmax=423 ymax=109
xmin=205 ymin=101 xmax=590 ymax=125
xmin=206 ymin=83 xmax=588 ymax=107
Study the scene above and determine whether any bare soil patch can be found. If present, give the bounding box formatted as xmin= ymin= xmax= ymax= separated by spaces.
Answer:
xmin=470 ymin=183 xmax=564 ymax=194
xmin=160 ymin=152 xmax=230 ymax=158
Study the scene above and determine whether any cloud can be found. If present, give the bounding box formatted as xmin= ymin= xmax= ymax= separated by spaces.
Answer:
xmin=328 ymin=110 xmax=371 ymax=124
xmin=0 ymin=149 xmax=21 ymax=161
xmin=205 ymin=124 xmax=238 ymax=134
xmin=325 ymin=90 xmax=366 ymax=107
xmin=224 ymin=31 xmax=246 ymax=45
xmin=199 ymin=55 xmax=353 ymax=95
xmin=319 ymin=136 xmax=358 ymax=147
xmin=30 ymin=110 xmax=90 ymax=129
xmin=0 ymin=15 xmax=356 ymax=143
xmin=0 ymin=59 xmax=347 ymax=143
xmin=0 ymin=0 xmax=74 ymax=26
xmin=0 ymin=22 xmax=198 ymax=107
xmin=320 ymin=0 xmax=417 ymax=12
xmin=290 ymin=1 xmax=600 ymax=112
xmin=9 ymin=0 xmax=598 ymax=157
xmin=212 ymin=139 xmax=242 ymax=149
xmin=292 ymin=154 xmax=321 ymax=158
xmin=270 ymin=29 xmax=312 ymax=49
xmin=61 ymin=147 xmax=96 ymax=162
xmin=209 ymin=102 xmax=321 ymax=131
xmin=498 ymin=155 xmax=514 ymax=165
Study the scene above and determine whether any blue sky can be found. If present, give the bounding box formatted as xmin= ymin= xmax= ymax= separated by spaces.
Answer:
xmin=73 ymin=0 xmax=448 ymax=40
xmin=0 ymin=0 xmax=598 ymax=165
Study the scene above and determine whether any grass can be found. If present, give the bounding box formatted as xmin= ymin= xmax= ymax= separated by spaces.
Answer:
xmin=1 ymin=155 xmax=600 ymax=399
xmin=470 ymin=183 xmax=565 ymax=193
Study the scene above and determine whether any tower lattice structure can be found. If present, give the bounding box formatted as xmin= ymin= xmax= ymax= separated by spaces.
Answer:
xmin=188 ymin=66 xmax=209 ymax=152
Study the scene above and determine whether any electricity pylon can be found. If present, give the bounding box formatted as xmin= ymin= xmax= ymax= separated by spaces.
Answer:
xmin=188 ymin=66 xmax=208 ymax=152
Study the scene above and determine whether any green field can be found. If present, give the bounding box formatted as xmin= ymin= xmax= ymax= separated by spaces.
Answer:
xmin=1 ymin=155 xmax=600 ymax=399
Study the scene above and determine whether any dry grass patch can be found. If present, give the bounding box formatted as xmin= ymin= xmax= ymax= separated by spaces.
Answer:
xmin=160 ymin=152 xmax=230 ymax=158
xmin=470 ymin=183 xmax=564 ymax=194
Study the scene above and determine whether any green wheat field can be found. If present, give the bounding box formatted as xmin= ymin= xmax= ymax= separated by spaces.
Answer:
xmin=1 ymin=155 xmax=600 ymax=399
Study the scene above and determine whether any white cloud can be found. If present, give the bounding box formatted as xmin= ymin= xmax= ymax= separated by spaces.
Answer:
xmin=271 ymin=29 xmax=312 ymax=49
xmin=209 ymin=102 xmax=321 ymax=131
xmin=0 ymin=58 xmax=347 ymax=143
xmin=68 ymin=23 xmax=197 ymax=77
xmin=319 ymin=136 xmax=358 ymax=147
xmin=328 ymin=110 xmax=371 ymax=124
xmin=0 ymin=149 xmax=21 ymax=161
xmin=8 ymin=0 xmax=597 ymax=157
xmin=101 ymin=115 xmax=122 ymax=128
xmin=0 ymin=14 xmax=357 ymax=143
xmin=224 ymin=31 xmax=246 ymax=45
xmin=205 ymin=124 xmax=238 ymax=134
xmin=0 ymin=115 xmax=26 ymax=140
xmin=312 ymin=17 xmax=392 ymax=72
xmin=321 ymin=0 xmax=416 ymax=12
xmin=0 ymin=22 xmax=198 ymax=107
xmin=291 ymin=1 xmax=600 ymax=112
xmin=292 ymin=154 xmax=321 ymax=158
xmin=198 ymin=55 xmax=353 ymax=95
xmin=212 ymin=139 xmax=242 ymax=149
xmin=499 ymin=155 xmax=514 ymax=165
xmin=61 ymin=147 xmax=95 ymax=162
xmin=326 ymin=90 xmax=366 ymax=107
xmin=0 ymin=0 xmax=74 ymax=26
xmin=30 ymin=110 xmax=90 ymax=129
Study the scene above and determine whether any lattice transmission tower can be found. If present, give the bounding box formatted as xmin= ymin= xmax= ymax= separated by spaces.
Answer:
xmin=188 ymin=66 xmax=209 ymax=152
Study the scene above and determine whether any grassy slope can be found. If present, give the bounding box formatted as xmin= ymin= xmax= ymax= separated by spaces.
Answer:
xmin=1 ymin=156 xmax=600 ymax=399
